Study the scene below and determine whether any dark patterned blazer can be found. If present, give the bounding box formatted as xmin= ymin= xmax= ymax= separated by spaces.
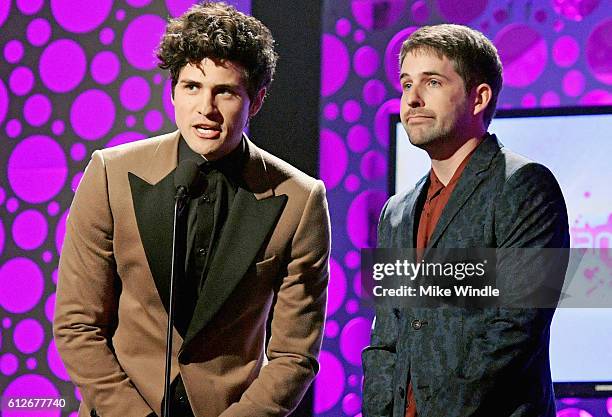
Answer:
xmin=362 ymin=135 xmax=570 ymax=417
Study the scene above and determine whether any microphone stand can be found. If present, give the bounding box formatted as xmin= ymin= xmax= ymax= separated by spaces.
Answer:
xmin=162 ymin=187 xmax=189 ymax=417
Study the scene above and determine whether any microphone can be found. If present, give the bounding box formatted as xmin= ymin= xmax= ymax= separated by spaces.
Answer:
xmin=163 ymin=159 xmax=201 ymax=417
xmin=174 ymin=159 xmax=201 ymax=200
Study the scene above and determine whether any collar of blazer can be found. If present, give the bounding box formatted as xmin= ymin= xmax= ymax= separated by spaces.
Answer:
xmin=130 ymin=130 xmax=276 ymax=199
xmin=405 ymin=134 xmax=504 ymax=251
xmin=127 ymin=130 xmax=288 ymax=350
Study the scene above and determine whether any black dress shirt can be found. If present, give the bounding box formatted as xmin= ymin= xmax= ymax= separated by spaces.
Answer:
xmin=169 ymin=136 xmax=247 ymax=416
xmin=174 ymin=136 xmax=246 ymax=335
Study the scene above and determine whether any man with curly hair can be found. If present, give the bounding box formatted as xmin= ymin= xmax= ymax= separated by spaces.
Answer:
xmin=54 ymin=3 xmax=330 ymax=417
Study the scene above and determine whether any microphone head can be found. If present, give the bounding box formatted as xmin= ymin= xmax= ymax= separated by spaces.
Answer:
xmin=174 ymin=159 xmax=200 ymax=197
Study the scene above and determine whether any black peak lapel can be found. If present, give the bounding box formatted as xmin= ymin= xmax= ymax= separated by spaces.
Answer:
xmin=126 ymin=132 xmax=181 ymax=314
xmin=426 ymin=135 xmax=502 ymax=249
xmin=129 ymin=171 xmax=176 ymax=312
xmin=183 ymin=188 xmax=287 ymax=347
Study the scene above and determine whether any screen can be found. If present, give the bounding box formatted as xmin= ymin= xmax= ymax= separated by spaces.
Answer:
xmin=391 ymin=108 xmax=612 ymax=385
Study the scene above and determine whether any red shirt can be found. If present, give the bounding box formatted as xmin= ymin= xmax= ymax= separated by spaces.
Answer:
xmin=406 ymin=148 xmax=477 ymax=417
xmin=416 ymin=149 xmax=476 ymax=252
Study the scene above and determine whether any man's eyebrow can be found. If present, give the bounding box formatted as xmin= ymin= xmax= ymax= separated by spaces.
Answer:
xmin=422 ymin=71 xmax=449 ymax=79
xmin=400 ymin=71 xmax=450 ymax=81
xmin=177 ymin=80 xmax=243 ymax=90
xmin=214 ymin=83 xmax=241 ymax=90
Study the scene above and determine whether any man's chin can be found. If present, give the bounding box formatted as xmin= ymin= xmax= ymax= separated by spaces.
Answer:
xmin=186 ymin=143 xmax=216 ymax=158
xmin=408 ymin=135 xmax=437 ymax=149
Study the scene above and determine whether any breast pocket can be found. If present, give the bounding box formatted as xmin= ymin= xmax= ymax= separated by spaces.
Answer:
xmin=231 ymin=256 xmax=281 ymax=304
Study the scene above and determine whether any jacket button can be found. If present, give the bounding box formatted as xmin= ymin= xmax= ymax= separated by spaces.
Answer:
xmin=411 ymin=319 xmax=422 ymax=330
xmin=197 ymin=248 xmax=207 ymax=256
xmin=398 ymin=386 xmax=405 ymax=398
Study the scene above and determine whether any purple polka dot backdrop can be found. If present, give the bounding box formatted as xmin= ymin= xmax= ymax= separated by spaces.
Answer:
xmin=319 ymin=1 xmax=611 ymax=416
xmin=0 ymin=0 xmax=250 ymax=413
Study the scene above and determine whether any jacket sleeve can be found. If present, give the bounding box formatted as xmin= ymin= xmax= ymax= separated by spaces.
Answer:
xmin=361 ymin=199 xmax=401 ymax=417
xmin=219 ymin=180 xmax=331 ymax=417
xmin=53 ymin=151 xmax=154 ymax=417
xmin=432 ymin=163 xmax=569 ymax=414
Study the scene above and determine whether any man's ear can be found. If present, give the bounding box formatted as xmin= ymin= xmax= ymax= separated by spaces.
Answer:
xmin=473 ymin=83 xmax=492 ymax=118
xmin=170 ymin=87 xmax=175 ymax=106
xmin=249 ymin=88 xmax=267 ymax=118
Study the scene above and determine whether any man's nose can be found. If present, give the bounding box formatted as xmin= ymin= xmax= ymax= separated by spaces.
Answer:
xmin=197 ymin=92 xmax=216 ymax=116
xmin=405 ymin=85 xmax=424 ymax=108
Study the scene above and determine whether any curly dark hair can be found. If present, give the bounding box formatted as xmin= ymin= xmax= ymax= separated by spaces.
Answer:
xmin=156 ymin=1 xmax=278 ymax=100
xmin=400 ymin=24 xmax=503 ymax=128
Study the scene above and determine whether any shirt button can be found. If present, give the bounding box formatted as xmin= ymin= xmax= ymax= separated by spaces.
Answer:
xmin=411 ymin=319 xmax=422 ymax=330
xmin=201 ymin=195 xmax=211 ymax=203
xmin=197 ymin=248 xmax=207 ymax=257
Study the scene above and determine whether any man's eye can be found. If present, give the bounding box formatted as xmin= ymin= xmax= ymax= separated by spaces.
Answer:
xmin=186 ymin=84 xmax=198 ymax=91
xmin=428 ymin=79 xmax=441 ymax=87
xmin=402 ymin=83 xmax=412 ymax=90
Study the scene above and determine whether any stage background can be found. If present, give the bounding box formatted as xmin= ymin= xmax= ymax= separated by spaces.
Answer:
xmin=316 ymin=1 xmax=611 ymax=417
xmin=1 ymin=0 xmax=611 ymax=416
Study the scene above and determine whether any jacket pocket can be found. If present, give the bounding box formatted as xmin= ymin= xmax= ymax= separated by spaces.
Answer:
xmin=255 ymin=255 xmax=278 ymax=276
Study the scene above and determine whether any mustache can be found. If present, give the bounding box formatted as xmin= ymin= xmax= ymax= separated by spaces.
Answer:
xmin=404 ymin=110 xmax=436 ymax=118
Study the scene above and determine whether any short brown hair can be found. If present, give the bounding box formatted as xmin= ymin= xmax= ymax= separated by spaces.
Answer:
xmin=156 ymin=1 xmax=278 ymax=100
xmin=400 ymin=24 xmax=503 ymax=127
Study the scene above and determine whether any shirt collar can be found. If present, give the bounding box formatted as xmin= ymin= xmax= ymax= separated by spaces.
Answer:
xmin=427 ymin=135 xmax=484 ymax=195
xmin=178 ymin=135 xmax=248 ymax=184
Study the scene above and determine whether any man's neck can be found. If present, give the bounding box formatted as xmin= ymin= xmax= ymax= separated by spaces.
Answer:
xmin=430 ymin=134 xmax=485 ymax=186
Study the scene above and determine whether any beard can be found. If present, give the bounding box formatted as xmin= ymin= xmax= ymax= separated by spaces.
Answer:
xmin=405 ymin=120 xmax=453 ymax=148
xmin=403 ymin=104 xmax=470 ymax=153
